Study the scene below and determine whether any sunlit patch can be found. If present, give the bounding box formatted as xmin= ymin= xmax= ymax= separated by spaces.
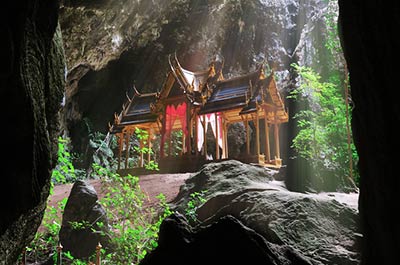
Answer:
xmin=111 ymin=33 xmax=122 ymax=51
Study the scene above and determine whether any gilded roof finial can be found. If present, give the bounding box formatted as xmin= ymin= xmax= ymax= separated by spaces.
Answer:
xmin=209 ymin=62 xmax=216 ymax=77
xmin=260 ymin=66 xmax=266 ymax=79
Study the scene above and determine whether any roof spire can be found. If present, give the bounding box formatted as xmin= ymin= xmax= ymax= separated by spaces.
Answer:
xmin=260 ymin=66 xmax=266 ymax=79
xmin=209 ymin=61 xmax=216 ymax=77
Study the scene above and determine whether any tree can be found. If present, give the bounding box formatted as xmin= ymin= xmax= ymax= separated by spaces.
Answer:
xmin=289 ymin=63 xmax=358 ymax=190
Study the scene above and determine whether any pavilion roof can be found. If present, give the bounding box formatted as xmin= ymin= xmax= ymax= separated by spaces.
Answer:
xmin=239 ymin=72 xmax=288 ymax=123
xmin=111 ymin=58 xmax=288 ymax=135
xmin=111 ymin=90 xmax=158 ymax=133
xmin=198 ymin=67 xmax=262 ymax=115
xmin=162 ymin=55 xmax=224 ymax=106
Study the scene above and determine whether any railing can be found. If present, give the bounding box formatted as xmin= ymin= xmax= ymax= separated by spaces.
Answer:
xmin=20 ymin=242 xmax=103 ymax=265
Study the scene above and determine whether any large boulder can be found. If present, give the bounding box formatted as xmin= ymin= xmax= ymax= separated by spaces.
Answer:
xmin=172 ymin=160 xmax=360 ymax=264
xmin=59 ymin=180 xmax=111 ymax=258
xmin=140 ymin=212 xmax=312 ymax=265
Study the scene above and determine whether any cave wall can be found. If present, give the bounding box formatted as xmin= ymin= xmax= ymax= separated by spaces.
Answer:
xmin=338 ymin=1 xmax=400 ymax=264
xmin=0 ymin=1 xmax=65 ymax=263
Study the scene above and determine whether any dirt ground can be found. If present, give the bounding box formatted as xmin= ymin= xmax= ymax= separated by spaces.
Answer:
xmin=47 ymin=173 xmax=192 ymax=210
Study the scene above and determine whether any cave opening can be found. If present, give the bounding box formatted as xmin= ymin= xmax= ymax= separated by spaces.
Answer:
xmin=2 ymin=0 xmax=399 ymax=264
xmin=60 ymin=0 xmax=357 ymax=193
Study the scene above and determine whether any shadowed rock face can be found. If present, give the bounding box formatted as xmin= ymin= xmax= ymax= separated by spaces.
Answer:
xmin=171 ymin=160 xmax=360 ymax=264
xmin=338 ymin=1 xmax=400 ymax=264
xmin=59 ymin=180 xmax=111 ymax=259
xmin=140 ymin=212 xmax=313 ymax=265
xmin=0 ymin=1 xmax=65 ymax=263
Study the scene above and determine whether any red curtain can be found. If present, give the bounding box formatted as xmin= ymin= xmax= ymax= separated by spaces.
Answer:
xmin=160 ymin=102 xmax=187 ymax=157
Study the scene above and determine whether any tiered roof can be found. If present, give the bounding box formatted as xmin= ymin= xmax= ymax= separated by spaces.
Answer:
xmin=198 ymin=65 xmax=288 ymax=124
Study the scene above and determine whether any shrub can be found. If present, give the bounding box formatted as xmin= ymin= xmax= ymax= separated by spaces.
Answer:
xmin=93 ymin=164 xmax=171 ymax=264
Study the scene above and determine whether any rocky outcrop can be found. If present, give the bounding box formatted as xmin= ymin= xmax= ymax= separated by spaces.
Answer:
xmin=59 ymin=180 xmax=111 ymax=258
xmin=338 ymin=1 xmax=400 ymax=264
xmin=140 ymin=212 xmax=312 ymax=265
xmin=0 ymin=1 xmax=65 ymax=263
xmin=60 ymin=0 xmax=324 ymax=74
xmin=172 ymin=160 xmax=360 ymax=264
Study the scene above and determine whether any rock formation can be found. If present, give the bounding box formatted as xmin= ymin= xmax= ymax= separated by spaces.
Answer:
xmin=59 ymin=180 xmax=111 ymax=258
xmin=0 ymin=1 xmax=65 ymax=263
xmin=171 ymin=160 xmax=360 ymax=264
xmin=338 ymin=1 xmax=400 ymax=264
xmin=140 ymin=212 xmax=313 ymax=265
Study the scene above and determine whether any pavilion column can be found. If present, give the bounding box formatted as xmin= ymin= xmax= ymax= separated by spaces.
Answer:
xmin=255 ymin=111 xmax=260 ymax=156
xmin=245 ymin=118 xmax=250 ymax=155
xmin=147 ymin=130 xmax=152 ymax=165
xmin=194 ymin=112 xmax=199 ymax=156
xmin=203 ymin=114 xmax=207 ymax=159
xmin=139 ymin=138 xmax=144 ymax=167
xmin=117 ymin=133 xmax=123 ymax=170
xmin=160 ymin=114 xmax=166 ymax=159
xmin=264 ymin=111 xmax=271 ymax=162
xmin=223 ymin=121 xmax=228 ymax=159
xmin=227 ymin=123 xmax=230 ymax=158
xmin=160 ymin=132 xmax=165 ymax=158
xmin=215 ymin=113 xmax=220 ymax=160
xmin=168 ymin=134 xmax=172 ymax=157
xmin=274 ymin=123 xmax=281 ymax=159
xmin=167 ymin=116 xmax=172 ymax=157
xmin=181 ymin=130 xmax=185 ymax=155
xmin=226 ymin=124 xmax=229 ymax=158
xmin=186 ymin=103 xmax=192 ymax=155
xmin=124 ymin=131 xmax=131 ymax=169
xmin=221 ymin=119 xmax=226 ymax=159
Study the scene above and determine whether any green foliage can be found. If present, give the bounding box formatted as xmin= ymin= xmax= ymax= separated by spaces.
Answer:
xmin=63 ymin=251 xmax=88 ymax=265
xmin=93 ymin=164 xmax=170 ymax=264
xmin=170 ymin=130 xmax=183 ymax=156
xmin=145 ymin=160 xmax=159 ymax=171
xmin=27 ymin=162 xmax=170 ymax=264
xmin=185 ymin=190 xmax=207 ymax=224
xmin=24 ymin=136 xmax=77 ymax=263
xmin=133 ymin=127 xmax=159 ymax=170
xmin=286 ymin=2 xmax=360 ymax=189
xmin=68 ymin=220 xmax=91 ymax=231
xmin=89 ymin=131 xmax=117 ymax=170
xmin=289 ymin=63 xmax=359 ymax=189
xmin=160 ymin=130 xmax=183 ymax=157
xmin=26 ymin=134 xmax=167 ymax=264
xmin=52 ymin=137 xmax=77 ymax=184
xmin=25 ymin=198 xmax=67 ymax=263
xmin=324 ymin=0 xmax=342 ymax=56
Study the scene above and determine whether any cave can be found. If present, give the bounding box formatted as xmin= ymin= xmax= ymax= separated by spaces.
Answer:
xmin=0 ymin=0 xmax=399 ymax=264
